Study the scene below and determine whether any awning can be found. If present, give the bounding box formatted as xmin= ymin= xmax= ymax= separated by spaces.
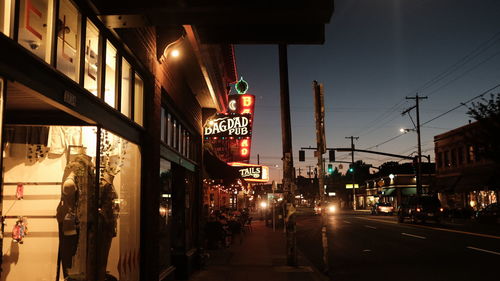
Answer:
xmin=203 ymin=149 xmax=242 ymax=182
xmin=381 ymin=188 xmax=395 ymax=196
xmin=401 ymin=187 xmax=417 ymax=196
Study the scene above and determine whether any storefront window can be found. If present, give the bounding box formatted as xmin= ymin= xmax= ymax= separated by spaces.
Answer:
xmin=104 ymin=41 xmax=117 ymax=108
xmin=55 ymin=0 xmax=80 ymax=82
xmin=121 ymin=58 xmax=132 ymax=118
xmin=84 ymin=20 xmax=99 ymax=96
xmin=1 ymin=125 xmax=141 ymax=281
xmin=159 ymin=158 xmax=172 ymax=272
xmin=133 ymin=74 xmax=143 ymax=126
xmin=1 ymin=0 xmax=13 ymax=36
xmin=99 ymin=129 xmax=141 ymax=281
xmin=1 ymin=125 xmax=98 ymax=280
xmin=17 ymin=0 xmax=54 ymax=62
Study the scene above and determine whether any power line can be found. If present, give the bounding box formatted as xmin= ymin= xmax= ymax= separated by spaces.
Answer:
xmin=414 ymin=30 xmax=500 ymax=95
xmin=364 ymin=133 xmax=407 ymax=150
xmin=426 ymin=49 xmax=500 ymax=97
xmin=422 ymin=82 xmax=500 ymax=126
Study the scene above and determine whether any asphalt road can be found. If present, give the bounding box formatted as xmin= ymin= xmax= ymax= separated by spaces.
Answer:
xmin=296 ymin=209 xmax=500 ymax=281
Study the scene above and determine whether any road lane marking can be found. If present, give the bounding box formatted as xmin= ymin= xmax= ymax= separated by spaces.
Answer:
xmin=355 ymin=216 xmax=500 ymax=240
xmin=365 ymin=225 xmax=377 ymax=229
xmin=467 ymin=246 xmax=500 ymax=256
xmin=401 ymin=233 xmax=426 ymax=239
xmin=343 ymin=220 xmax=351 ymax=224
xmin=355 ymin=217 xmax=397 ymax=224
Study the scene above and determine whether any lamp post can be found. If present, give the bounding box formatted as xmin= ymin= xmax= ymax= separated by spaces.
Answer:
xmin=400 ymin=127 xmax=422 ymax=196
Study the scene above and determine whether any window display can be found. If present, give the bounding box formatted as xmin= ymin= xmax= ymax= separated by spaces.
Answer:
xmin=1 ymin=126 xmax=141 ymax=281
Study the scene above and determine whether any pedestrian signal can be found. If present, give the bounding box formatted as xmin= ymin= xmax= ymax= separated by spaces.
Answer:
xmin=329 ymin=150 xmax=335 ymax=162
xmin=299 ymin=150 xmax=305 ymax=162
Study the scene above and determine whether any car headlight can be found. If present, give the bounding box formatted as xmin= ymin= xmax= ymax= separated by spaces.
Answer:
xmin=328 ymin=205 xmax=336 ymax=213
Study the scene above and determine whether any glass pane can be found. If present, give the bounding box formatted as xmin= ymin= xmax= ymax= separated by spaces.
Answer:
xmin=133 ymin=74 xmax=143 ymax=126
xmin=160 ymin=107 xmax=166 ymax=142
xmin=1 ymin=125 xmax=98 ymax=280
xmin=120 ymin=58 xmax=131 ymax=117
xmin=167 ymin=113 xmax=172 ymax=147
xmin=172 ymin=120 xmax=177 ymax=149
xmin=99 ymin=130 xmax=141 ymax=281
xmin=84 ymin=20 xmax=99 ymax=96
xmin=56 ymin=0 xmax=80 ymax=82
xmin=1 ymin=0 xmax=13 ymax=36
xmin=159 ymin=158 xmax=172 ymax=271
xmin=18 ymin=0 xmax=54 ymax=62
xmin=104 ymin=40 xmax=117 ymax=108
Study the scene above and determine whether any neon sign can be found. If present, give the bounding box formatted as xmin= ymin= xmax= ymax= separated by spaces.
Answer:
xmin=228 ymin=162 xmax=269 ymax=183
xmin=204 ymin=114 xmax=251 ymax=137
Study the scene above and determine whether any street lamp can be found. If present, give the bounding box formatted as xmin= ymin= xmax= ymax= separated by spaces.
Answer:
xmin=400 ymin=128 xmax=415 ymax=133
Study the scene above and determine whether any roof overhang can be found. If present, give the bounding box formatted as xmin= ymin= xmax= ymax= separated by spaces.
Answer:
xmin=93 ymin=0 xmax=334 ymax=44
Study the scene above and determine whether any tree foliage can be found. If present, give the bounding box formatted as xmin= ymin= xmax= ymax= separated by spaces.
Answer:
xmin=467 ymin=93 xmax=500 ymax=163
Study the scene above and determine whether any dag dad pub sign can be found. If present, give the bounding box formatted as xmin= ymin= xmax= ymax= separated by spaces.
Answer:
xmin=204 ymin=114 xmax=252 ymax=137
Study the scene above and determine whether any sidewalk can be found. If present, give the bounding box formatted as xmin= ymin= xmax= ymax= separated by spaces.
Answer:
xmin=189 ymin=220 xmax=329 ymax=281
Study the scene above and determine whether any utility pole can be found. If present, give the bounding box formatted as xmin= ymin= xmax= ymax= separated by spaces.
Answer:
xmin=345 ymin=136 xmax=359 ymax=210
xmin=279 ymin=44 xmax=297 ymax=266
xmin=405 ymin=95 xmax=427 ymax=196
xmin=313 ymin=80 xmax=329 ymax=273
xmin=306 ymin=165 xmax=314 ymax=178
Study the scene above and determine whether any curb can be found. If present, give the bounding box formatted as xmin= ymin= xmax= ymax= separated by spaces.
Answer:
xmin=296 ymin=248 xmax=330 ymax=281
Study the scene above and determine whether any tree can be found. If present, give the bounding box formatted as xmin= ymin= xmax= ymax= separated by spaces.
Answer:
xmin=467 ymin=93 xmax=500 ymax=163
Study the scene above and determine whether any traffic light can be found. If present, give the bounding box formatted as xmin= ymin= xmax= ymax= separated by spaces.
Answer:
xmin=348 ymin=165 xmax=354 ymax=173
xmin=329 ymin=150 xmax=335 ymax=162
xmin=327 ymin=164 xmax=333 ymax=174
xmin=299 ymin=150 xmax=305 ymax=162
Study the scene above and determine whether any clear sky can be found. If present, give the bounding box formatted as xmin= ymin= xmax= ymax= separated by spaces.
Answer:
xmin=234 ymin=0 xmax=500 ymax=183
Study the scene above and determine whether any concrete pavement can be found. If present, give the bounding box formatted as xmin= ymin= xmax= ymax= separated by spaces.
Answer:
xmin=188 ymin=220 xmax=329 ymax=281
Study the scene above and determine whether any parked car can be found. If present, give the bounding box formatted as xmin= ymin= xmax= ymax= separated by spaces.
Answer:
xmin=398 ymin=196 xmax=443 ymax=223
xmin=371 ymin=202 xmax=394 ymax=215
xmin=475 ymin=203 xmax=500 ymax=224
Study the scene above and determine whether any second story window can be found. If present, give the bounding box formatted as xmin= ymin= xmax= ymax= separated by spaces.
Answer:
xmin=84 ymin=19 xmax=99 ymax=96
xmin=104 ymin=40 xmax=117 ymax=108
xmin=18 ymin=0 xmax=54 ymax=62
xmin=56 ymin=0 xmax=80 ymax=82
xmin=468 ymin=145 xmax=474 ymax=163
xmin=121 ymin=58 xmax=132 ymax=117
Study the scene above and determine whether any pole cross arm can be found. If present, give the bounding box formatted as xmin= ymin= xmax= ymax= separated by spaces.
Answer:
xmin=300 ymin=147 xmax=414 ymax=160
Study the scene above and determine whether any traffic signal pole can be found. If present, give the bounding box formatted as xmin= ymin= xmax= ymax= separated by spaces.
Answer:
xmin=346 ymin=136 xmax=359 ymax=210
xmin=313 ymin=81 xmax=329 ymax=273
xmin=279 ymin=44 xmax=297 ymax=266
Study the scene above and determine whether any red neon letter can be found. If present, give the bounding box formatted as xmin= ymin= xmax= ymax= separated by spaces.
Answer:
xmin=242 ymin=96 xmax=253 ymax=107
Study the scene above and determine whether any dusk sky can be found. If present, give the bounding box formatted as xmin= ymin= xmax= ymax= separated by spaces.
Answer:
xmin=234 ymin=0 xmax=500 ymax=183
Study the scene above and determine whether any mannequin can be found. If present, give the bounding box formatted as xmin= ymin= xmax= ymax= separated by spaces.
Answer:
xmin=56 ymin=154 xmax=94 ymax=279
xmin=96 ymin=170 xmax=119 ymax=280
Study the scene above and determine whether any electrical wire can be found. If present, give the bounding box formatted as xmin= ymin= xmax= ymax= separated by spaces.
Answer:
xmin=421 ymin=82 xmax=500 ymax=126
xmin=414 ymin=31 xmax=500 ymax=95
